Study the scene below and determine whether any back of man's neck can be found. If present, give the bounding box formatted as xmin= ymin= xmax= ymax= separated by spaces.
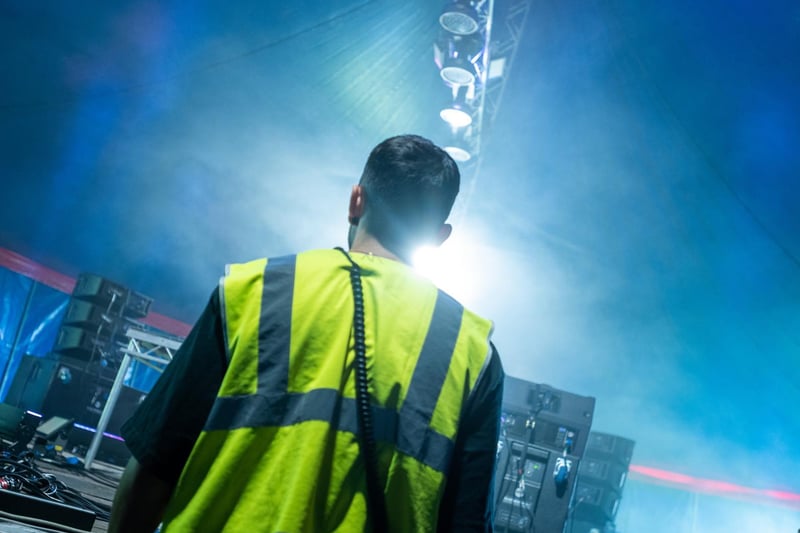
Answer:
xmin=349 ymin=234 xmax=407 ymax=265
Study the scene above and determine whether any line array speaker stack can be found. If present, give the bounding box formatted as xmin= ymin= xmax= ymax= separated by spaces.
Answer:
xmin=566 ymin=432 xmax=635 ymax=533
xmin=53 ymin=273 xmax=152 ymax=366
xmin=494 ymin=376 xmax=596 ymax=533
xmin=21 ymin=274 xmax=153 ymax=464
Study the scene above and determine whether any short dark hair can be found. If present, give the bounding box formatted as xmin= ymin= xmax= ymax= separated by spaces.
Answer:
xmin=358 ymin=134 xmax=460 ymax=250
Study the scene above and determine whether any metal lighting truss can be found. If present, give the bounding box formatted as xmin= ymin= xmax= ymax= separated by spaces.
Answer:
xmin=481 ymin=0 xmax=532 ymax=130
xmin=84 ymin=328 xmax=183 ymax=469
xmin=436 ymin=0 xmax=532 ymax=163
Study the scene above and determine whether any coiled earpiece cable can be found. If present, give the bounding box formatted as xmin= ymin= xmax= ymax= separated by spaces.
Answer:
xmin=335 ymin=247 xmax=388 ymax=531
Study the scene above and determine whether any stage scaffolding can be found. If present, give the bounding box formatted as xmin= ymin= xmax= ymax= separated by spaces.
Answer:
xmin=84 ymin=328 xmax=182 ymax=470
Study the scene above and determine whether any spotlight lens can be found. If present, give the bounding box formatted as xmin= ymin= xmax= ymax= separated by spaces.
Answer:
xmin=440 ymin=12 xmax=479 ymax=35
xmin=440 ymin=107 xmax=472 ymax=128
xmin=440 ymin=66 xmax=475 ymax=86
xmin=444 ymin=145 xmax=472 ymax=162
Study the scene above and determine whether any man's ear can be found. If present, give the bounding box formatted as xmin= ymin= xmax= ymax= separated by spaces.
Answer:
xmin=348 ymin=185 xmax=365 ymax=225
xmin=435 ymin=223 xmax=452 ymax=246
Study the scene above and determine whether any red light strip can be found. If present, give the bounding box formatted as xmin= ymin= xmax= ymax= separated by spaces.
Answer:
xmin=0 ymin=246 xmax=192 ymax=337
xmin=628 ymin=464 xmax=800 ymax=509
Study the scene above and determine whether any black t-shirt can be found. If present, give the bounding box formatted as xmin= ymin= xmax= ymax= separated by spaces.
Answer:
xmin=122 ymin=289 xmax=504 ymax=531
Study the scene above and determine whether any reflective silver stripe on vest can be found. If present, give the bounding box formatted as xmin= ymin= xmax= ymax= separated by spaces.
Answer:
xmin=257 ymin=254 xmax=296 ymax=396
xmin=395 ymin=290 xmax=462 ymax=472
xmin=205 ymin=255 xmax=464 ymax=473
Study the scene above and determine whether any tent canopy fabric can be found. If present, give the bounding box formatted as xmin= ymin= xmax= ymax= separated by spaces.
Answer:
xmin=1 ymin=1 xmax=798 ymax=529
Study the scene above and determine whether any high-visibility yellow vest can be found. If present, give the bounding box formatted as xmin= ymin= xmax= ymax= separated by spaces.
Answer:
xmin=161 ymin=249 xmax=494 ymax=532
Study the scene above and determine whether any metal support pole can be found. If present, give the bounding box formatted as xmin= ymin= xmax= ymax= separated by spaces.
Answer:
xmin=82 ymin=328 xmax=180 ymax=469
xmin=84 ymin=348 xmax=133 ymax=470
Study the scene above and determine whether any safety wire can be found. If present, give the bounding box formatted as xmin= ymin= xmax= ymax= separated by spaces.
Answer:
xmin=335 ymin=247 xmax=388 ymax=532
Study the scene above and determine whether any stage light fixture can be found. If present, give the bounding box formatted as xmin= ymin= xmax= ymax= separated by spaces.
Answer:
xmin=438 ymin=115 xmax=474 ymax=162
xmin=445 ymin=145 xmax=472 ymax=162
xmin=440 ymin=59 xmax=477 ymax=86
xmin=443 ymin=130 xmax=473 ymax=161
xmin=440 ymin=84 xmax=474 ymax=128
xmin=434 ymin=33 xmax=484 ymax=86
xmin=439 ymin=2 xmax=480 ymax=35
xmin=441 ymin=107 xmax=472 ymax=128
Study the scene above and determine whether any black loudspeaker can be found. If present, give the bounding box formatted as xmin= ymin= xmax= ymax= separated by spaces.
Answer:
xmin=571 ymin=482 xmax=622 ymax=524
xmin=502 ymin=377 xmax=596 ymax=457
xmin=568 ymin=432 xmax=635 ymax=532
xmin=584 ymin=432 xmax=635 ymax=466
xmin=5 ymin=356 xmax=60 ymax=412
xmin=495 ymin=376 xmax=597 ymax=533
xmin=53 ymin=326 xmax=102 ymax=360
xmin=578 ymin=456 xmax=629 ymax=493
xmin=494 ymin=436 xmax=583 ymax=532
xmin=54 ymin=274 xmax=152 ymax=364
xmin=39 ymin=361 xmax=145 ymax=436
xmin=62 ymin=299 xmax=113 ymax=329
xmin=494 ymin=441 xmax=549 ymax=532
xmin=72 ymin=274 xmax=152 ymax=319
xmin=53 ymin=323 xmax=128 ymax=361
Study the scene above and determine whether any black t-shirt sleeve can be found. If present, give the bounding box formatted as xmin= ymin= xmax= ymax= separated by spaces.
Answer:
xmin=120 ymin=289 xmax=227 ymax=484
xmin=438 ymin=343 xmax=505 ymax=532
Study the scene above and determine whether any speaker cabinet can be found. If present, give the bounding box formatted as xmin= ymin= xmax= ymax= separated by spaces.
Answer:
xmin=566 ymin=432 xmax=635 ymax=532
xmin=5 ymin=356 xmax=60 ymax=412
xmin=572 ymin=481 xmax=621 ymax=524
xmin=72 ymin=273 xmax=152 ymax=319
xmin=502 ymin=376 xmax=596 ymax=456
xmin=39 ymin=361 xmax=145 ymax=435
xmin=494 ymin=437 xmax=583 ymax=533
xmin=496 ymin=376 xmax=598 ymax=533
xmin=579 ymin=456 xmax=629 ymax=492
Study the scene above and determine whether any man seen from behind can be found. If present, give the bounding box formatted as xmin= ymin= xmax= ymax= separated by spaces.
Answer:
xmin=109 ymin=134 xmax=505 ymax=532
